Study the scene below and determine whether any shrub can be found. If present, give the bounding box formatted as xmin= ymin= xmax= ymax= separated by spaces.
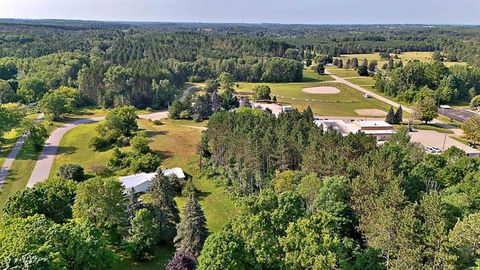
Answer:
xmin=471 ymin=95 xmax=480 ymax=108
xmin=57 ymin=164 xmax=85 ymax=181
xmin=131 ymin=132 xmax=150 ymax=154
xmin=152 ymin=119 xmax=163 ymax=125
xmin=130 ymin=153 xmax=161 ymax=173
xmin=89 ymin=165 xmax=112 ymax=177
xmin=179 ymin=110 xmax=190 ymax=119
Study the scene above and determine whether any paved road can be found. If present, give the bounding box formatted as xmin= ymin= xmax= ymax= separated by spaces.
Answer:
xmin=438 ymin=107 xmax=478 ymax=123
xmin=0 ymin=113 xmax=44 ymax=188
xmin=325 ymin=70 xmax=413 ymax=114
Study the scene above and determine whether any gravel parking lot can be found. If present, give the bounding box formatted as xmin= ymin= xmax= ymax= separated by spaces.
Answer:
xmin=409 ymin=130 xmax=480 ymax=156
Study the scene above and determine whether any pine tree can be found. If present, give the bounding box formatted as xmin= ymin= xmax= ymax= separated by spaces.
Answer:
xmin=351 ymin=58 xmax=359 ymax=69
xmin=126 ymin=208 xmax=159 ymax=260
xmin=337 ymin=59 xmax=344 ymax=68
xmin=148 ymin=168 xmax=180 ymax=243
xmin=126 ymin=188 xmax=141 ymax=221
xmin=302 ymin=106 xmax=314 ymax=123
xmin=394 ymin=106 xmax=403 ymax=124
xmin=166 ymin=250 xmax=196 ymax=270
xmin=174 ymin=195 xmax=208 ymax=257
xmin=385 ymin=107 xmax=396 ymax=124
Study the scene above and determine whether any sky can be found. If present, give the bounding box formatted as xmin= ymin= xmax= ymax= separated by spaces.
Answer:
xmin=0 ymin=0 xmax=479 ymax=25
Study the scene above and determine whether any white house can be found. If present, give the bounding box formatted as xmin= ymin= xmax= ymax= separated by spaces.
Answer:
xmin=315 ymin=119 xmax=395 ymax=141
xmin=120 ymin=167 xmax=186 ymax=194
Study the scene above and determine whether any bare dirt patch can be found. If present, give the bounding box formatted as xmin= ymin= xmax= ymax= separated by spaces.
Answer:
xmin=354 ymin=109 xmax=387 ymax=117
xmin=302 ymin=86 xmax=341 ymax=94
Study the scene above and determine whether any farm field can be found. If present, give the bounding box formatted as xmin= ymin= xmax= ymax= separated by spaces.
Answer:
xmin=337 ymin=52 xmax=466 ymax=67
xmin=237 ymin=81 xmax=392 ymax=116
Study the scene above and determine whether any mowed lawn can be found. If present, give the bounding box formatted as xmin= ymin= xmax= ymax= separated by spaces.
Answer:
xmin=326 ymin=67 xmax=359 ymax=78
xmin=302 ymin=68 xmax=335 ymax=82
xmin=49 ymin=118 xmax=236 ymax=269
xmin=237 ymin=81 xmax=392 ymax=116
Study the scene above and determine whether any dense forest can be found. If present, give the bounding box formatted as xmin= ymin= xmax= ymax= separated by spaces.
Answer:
xmin=2 ymin=21 xmax=480 ymax=269
xmin=1 ymin=21 xmax=480 ymax=110
xmin=196 ymin=107 xmax=480 ymax=269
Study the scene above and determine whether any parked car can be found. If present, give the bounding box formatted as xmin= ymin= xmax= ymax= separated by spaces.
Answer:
xmin=425 ymin=146 xmax=441 ymax=154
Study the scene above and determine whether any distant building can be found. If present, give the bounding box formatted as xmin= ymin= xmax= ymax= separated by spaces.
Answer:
xmin=315 ymin=119 xmax=395 ymax=141
xmin=282 ymin=105 xmax=293 ymax=113
xmin=120 ymin=167 xmax=186 ymax=194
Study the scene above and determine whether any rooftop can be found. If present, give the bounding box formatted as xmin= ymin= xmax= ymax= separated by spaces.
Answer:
xmin=353 ymin=120 xmax=392 ymax=128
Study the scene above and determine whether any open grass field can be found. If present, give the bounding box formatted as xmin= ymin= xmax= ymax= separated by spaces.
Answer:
xmin=326 ymin=67 xmax=359 ymax=78
xmin=345 ymin=76 xmax=376 ymax=86
xmin=303 ymin=69 xmax=335 ymax=82
xmin=48 ymin=121 xmax=130 ymax=178
xmin=237 ymin=81 xmax=392 ymax=116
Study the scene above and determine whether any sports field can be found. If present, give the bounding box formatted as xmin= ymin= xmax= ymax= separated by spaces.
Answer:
xmin=237 ymin=81 xmax=391 ymax=116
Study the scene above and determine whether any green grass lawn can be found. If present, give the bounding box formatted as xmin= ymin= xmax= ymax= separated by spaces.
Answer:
xmin=50 ymin=117 xmax=236 ymax=269
xmin=238 ymin=81 xmax=392 ymax=116
xmin=345 ymin=76 xmax=375 ymax=86
xmin=302 ymin=69 xmax=335 ymax=82
xmin=412 ymin=123 xmax=454 ymax=134
xmin=0 ymin=129 xmax=20 ymax=166
xmin=48 ymin=121 xmax=129 ymax=178
xmin=0 ymin=117 xmax=67 ymax=212
xmin=326 ymin=67 xmax=359 ymax=78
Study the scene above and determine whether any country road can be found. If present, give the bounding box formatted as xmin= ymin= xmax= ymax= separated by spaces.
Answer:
xmin=325 ymin=70 xmax=414 ymax=114
xmin=0 ymin=113 xmax=44 ymax=188
xmin=26 ymin=85 xmax=198 ymax=187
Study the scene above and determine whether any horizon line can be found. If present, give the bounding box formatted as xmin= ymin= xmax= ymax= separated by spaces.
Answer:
xmin=1 ymin=17 xmax=479 ymax=27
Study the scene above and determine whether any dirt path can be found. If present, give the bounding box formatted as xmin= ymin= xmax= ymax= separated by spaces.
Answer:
xmin=0 ymin=113 xmax=44 ymax=188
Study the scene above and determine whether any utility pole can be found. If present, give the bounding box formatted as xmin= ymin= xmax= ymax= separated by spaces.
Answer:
xmin=442 ymin=132 xmax=447 ymax=150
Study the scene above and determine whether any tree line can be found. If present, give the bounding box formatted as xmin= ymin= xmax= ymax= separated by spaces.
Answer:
xmin=196 ymin=107 xmax=480 ymax=269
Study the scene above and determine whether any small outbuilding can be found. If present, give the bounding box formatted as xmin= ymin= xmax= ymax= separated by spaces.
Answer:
xmin=120 ymin=167 xmax=185 ymax=194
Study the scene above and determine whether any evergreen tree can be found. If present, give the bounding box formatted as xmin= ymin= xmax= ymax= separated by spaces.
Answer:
xmin=385 ymin=107 xmax=396 ymax=124
xmin=174 ymin=195 xmax=208 ymax=257
xmin=126 ymin=208 xmax=159 ymax=260
xmin=315 ymin=63 xmax=325 ymax=75
xmin=166 ymin=250 xmax=196 ymax=270
xmin=337 ymin=59 xmax=344 ymax=68
xmin=148 ymin=168 xmax=180 ymax=243
xmin=394 ymin=106 xmax=403 ymax=124
xmin=126 ymin=188 xmax=141 ymax=221
xmin=351 ymin=58 xmax=359 ymax=69
xmin=345 ymin=58 xmax=351 ymax=69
